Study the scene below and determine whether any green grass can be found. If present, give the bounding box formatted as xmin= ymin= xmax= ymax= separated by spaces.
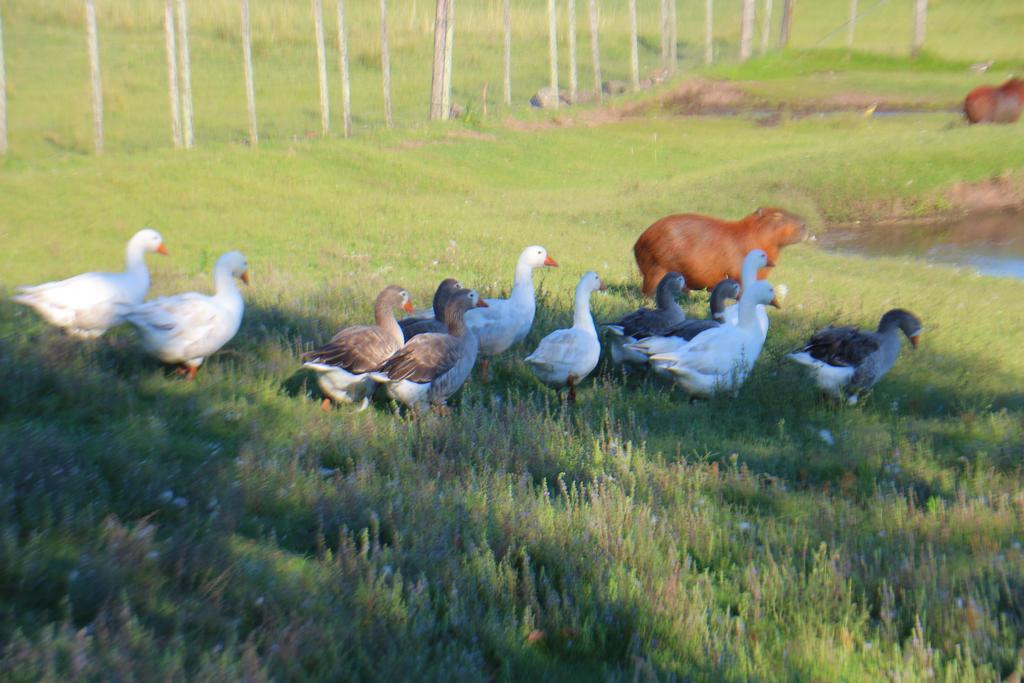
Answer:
xmin=3 ymin=1 xmax=1024 ymax=680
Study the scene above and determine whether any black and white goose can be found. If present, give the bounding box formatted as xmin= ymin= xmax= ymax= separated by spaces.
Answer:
xmin=399 ymin=278 xmax=462 ymax=341
xmin=626 ymin=277 xmax=741 ymax=375
xmin=371 ymin=289 xmax=487 ymax=412
xmin=788 ymin=308 xmax=922 ymax=404
xmin=604 ymin=271 xmax=688 ymax=366
xmin=303 ymin=285 xmax=414 ymax=411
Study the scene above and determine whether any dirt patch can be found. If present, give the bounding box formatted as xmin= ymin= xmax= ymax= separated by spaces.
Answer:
xmin=947 ymin=175 xmax=1024 ymax=212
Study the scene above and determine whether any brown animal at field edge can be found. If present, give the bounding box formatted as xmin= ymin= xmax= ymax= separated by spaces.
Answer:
xmin=633 ymin=207 xmax=807 ymax=295
xmin=964 ymin=77 xmax=1024 ymax=124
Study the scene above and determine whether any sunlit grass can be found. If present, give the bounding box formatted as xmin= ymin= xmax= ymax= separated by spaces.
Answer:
xmin=2 ymin=1 xmax=1024 ymax=679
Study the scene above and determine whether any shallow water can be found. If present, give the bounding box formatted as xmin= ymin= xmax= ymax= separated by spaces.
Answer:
xmin=816 ymin=209 xmax=1024 ymax=280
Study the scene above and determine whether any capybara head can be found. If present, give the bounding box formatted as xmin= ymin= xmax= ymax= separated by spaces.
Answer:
xmin=752 ymin=207 xmax=807 ymax=246
xmin=1003 ymin=77 xmax=1024 ymax=96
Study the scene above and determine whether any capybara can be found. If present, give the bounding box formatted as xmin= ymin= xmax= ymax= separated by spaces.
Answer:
xmin=634 ymin=207 xmax=807 ymax=295
xmin=964 ymin=78 xmax=1024 ymax=124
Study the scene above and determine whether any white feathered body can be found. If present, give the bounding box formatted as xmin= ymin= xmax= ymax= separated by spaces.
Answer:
xmin=303 ymin=363 xmax=376 ymax=409
xmin=123 ymin=288 xmax=244 ymax=369
xmin=525 ymin=328 xmax=601 ymax=388
xmin=14 ymin=269 xmax=149 ymax=339
xmin=651 ymin=323 xmax=766 ymax=397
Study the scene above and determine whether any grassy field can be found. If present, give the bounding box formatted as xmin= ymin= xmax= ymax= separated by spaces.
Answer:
xmin=4 ymin=1 xmax=1024 ymax=681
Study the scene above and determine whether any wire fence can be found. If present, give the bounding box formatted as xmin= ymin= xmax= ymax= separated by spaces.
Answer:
xmin=0 ymin=0 xmax=961 ymax=156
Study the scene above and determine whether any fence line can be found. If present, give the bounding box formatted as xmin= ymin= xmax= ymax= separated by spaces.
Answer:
xmin=430 ymin=0 xmax=446 ymax=120
xmin=911 ymin=0 xmax=927 ymax=57
xmin=0 ymin=0 xmax=961 ymax=152
xmin=628 ymin=0 xmax=639 ymax=89
xmin=739 ymin=0 xmax=755 ymax=60
xmin=567 ymin=0 xmax=577 ymax=102
xmin=669 ymin=0 xmax=677 ymax=73
xmin=760 ymin=0 xmax=773 ymax=54
xmin=337 ymin=0 xmax=352 ymax=137
xmin=85 ymin=0 xmax=103 ymax=154
xmin=704 ymin=0 xmax=713 ymax=65
xmin=588 ymin=0 xmax=602 ymax=100
xmin=241 ymin=0 xmax=258 ymax=146
xmin=313 ymin=0 xmax=330 ymax=136
xmin=1 ymin=6 xmax=8 ymax=155
xmin=175 ymin=0 xmax=194 ymax=148
xmin=503 ymin=0 xmax=512 ymax=106
xmin=547 ymin=0 xmax=558 ymax=108
xmin=163 ymin=0 xmax=182 ymax=148
xmin=779 ymin=0 xmax=794 ymax=47
xmin=441 ymin=0 xmax=454 ymax=118
xmin=846 ymin=0 xmax=858 ymax=45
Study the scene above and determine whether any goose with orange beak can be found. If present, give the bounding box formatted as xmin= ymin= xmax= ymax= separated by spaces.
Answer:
xmin=788 ymin=309 xmax=922 ymax=405
xmin=12 ymin=228 xmax=168 ymax=339
xmin=303 ymin=285 xmax=415 ymax=410
xmin=120 ymin=251 xmax=249 ymax=380
xmin=464 ymin=245 xmax=558 ymax=379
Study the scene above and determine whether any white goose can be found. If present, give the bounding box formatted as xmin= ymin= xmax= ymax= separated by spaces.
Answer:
xmin=719 ymin=249 xmax=777 ymax=337
xmin=464 ymin=245 xmax=558 ymax=377
xmin=12 ymin=228 xmax=168 ymax=339
xmin=120 ymin=251 xmax=249 ymax=380
xmin=628 ymin=251 xmax=774 ymax=369
xmin=644 ymin=279 xmax=777 ymax=398
xmin=524 ymin=271 xmax=605 ymax=402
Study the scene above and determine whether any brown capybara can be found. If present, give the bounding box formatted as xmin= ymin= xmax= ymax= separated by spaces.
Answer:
xmin=964 ymin=78 xmax=1024 ymax=124
xmin=634 ymin=207 xmax=807 ymax=295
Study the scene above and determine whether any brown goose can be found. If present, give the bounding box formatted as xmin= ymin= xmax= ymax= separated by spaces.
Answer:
xmin=370 ymin=289 xmax=486 ymax=411
xmin=303 ymin=285 xmax=414 ymax=411
xmin=788 ymin=309 xmax=922 ymax=404
xmin=399 ymin=278 xmax=462 ymax=341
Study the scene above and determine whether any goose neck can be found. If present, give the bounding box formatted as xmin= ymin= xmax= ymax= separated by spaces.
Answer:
xmin=374 ymin=299 xmax=404 ymax=346
xmin=573 ymin=287 xmax=596 ymax=334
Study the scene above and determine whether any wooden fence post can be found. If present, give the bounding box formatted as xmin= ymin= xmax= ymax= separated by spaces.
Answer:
xmin=628 ymin=0 xmax=639 ymax=89
xmin=84 ymin=0 xmax=103 ymax=154
xmin=164 ymin=0 xmax=182 ymax=148
xmin=567 ymin=0 xmax=577 ymax=102
xmin=337 ymin=0 xmax=352 ymax=136
xmin=430 ymin=0 xmax=446 ymax=120
xmin=380 ymin=0 xmax=393 ymax=127
xmin=760 ymin=0 xmax=772 ymax=54
xmin=704 ymin=0 xmax=713 ymax=65
xmin=846 ymin=0 xmax=857 ymax=46
xmin=588 ymin=0 xmax=601 ymax=99
xmin=547 ymin=0 xmax=558 ymax=108
xmin=441 ymin=0 xmax=454 ymax=118
xmin=911 ymin=0 xmax=926 ymax=57
xmin=503 ymin=0 xmax=511 ymax=106
xmin=660 ymin=0 xmax=670 ymax=69
xmin=241 ymin=0 xmax=258 ymax=146
xmin=778 ymin=0 xmax=793 ymax=48
xmin=669 ymin=0 xmax=677 ymax=72
xmin=739 ymin=0 xmax=755 ymax=60
xmin=313 ymin=0 xmax=330 ymax=135
xmin=176 ymin=0 xmax=194 ymax=148
xmin=0 ymin=6 xmax=8 ymax=155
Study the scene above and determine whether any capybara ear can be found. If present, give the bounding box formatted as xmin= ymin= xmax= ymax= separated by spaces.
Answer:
xmin=755 ymin=207 xmax=765 ymax=217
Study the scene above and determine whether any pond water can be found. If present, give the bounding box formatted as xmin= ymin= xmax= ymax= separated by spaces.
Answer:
xmin=816 ymin=209 xmax=1024 ymax=280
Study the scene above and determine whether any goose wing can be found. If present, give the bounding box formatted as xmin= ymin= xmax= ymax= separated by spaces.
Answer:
xmin=799 ymin=326 xmax=880 ymax=367
xmin=304 ymin=325 xmax=400 ymax=374
xmin=661 ymin=318 xmax=721 ymax=341
xmin=375 ymin=333 xmax=462 ymax=383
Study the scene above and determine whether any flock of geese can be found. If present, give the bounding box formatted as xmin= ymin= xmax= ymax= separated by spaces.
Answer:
xmin=12 ymin=229 xmax=923 ymax=411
